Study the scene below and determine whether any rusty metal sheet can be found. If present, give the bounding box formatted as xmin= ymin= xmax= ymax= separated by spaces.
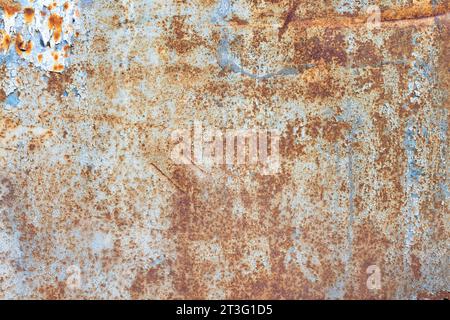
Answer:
xmin=0 ymin=0 xmax=448 ymax=300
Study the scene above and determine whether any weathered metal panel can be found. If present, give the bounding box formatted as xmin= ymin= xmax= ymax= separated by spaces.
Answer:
xmin=0 ymin=0 xmax=448 ymax=299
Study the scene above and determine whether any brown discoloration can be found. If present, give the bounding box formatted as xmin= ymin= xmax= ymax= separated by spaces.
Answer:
xmin=302 ymin=117 xmax=351 ymax=143
xmin=0 ymin=177 xmax=15 ymax=204
xmin=278 ymin=0 xmax=299 ymax=40
xmin=229 ymin=16 xmax=249 ymax=26
xmin=164 ymin=16 xmax=207 ymax=55
xmin=37 ymin=282 xmax=66 ymax=300
xmin=0 ymin=88 xmax=5 ymax=102
xmin=129 ymin=267 xmax=163 ymax=299
xmin=294 ymin=31 xmax=347 ymax=66
xmin=46 ymin=68 xmax=73 ymax=97
xmin=417 ymin=291 xmax=450 ymax=300
xmin=353 ymin=40 xmax=382 ymax=67
xmin=386 ymin=27 xmax=415 ymax=60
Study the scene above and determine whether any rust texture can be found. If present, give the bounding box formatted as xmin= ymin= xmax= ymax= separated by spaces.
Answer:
xmin=0 ymin=0 xmax=449 ymax=299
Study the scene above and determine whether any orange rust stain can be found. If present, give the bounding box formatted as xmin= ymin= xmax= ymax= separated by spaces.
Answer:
xmin=48 ymin=13 xmax=63 ymax=43
xmin=15 ymin=33 xmax=33 ymax=55
xmin=37 ymin=53 xmax=43 ymax=62
xmin=0 ymin=0 xmax=21 ymax=17
xmin=23 ymin=7 xmax=35 ymax=23
xmin=53 ymin=64 xmax=64 ymax=72
xmin=63 ymin=44 xmax=70 ymax=58
xmin=0 ymin=30 xmax=11 ymax=52
xmin=164 ymin=16 xmax=206 ymax=55
xmin=63 ymin=2 xmax=69 ymax=11
xmin=47 ymin=2 xmax=57 ymax=11
xmin=381 ymin=3 xmax=448 ymax=22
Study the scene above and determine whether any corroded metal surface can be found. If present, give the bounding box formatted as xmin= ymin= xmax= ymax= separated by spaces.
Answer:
xmin=0 ymin=0 xmax=449 ymax=299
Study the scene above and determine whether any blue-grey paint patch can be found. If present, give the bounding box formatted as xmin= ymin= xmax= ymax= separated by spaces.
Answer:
xmin=438 ymin=112 xmax=449 ymax=200
xmin=334 ymin=0 xmax=356 ymax=14
xmin=213 ymin=0 xmax=306 ymax=79
xmin=5 ymin=90 xmax=20 ymax=108
xmin=217 ymin=33 xmax=306 ymax=79
xmin=80 ymin=0 xmax=94 ymax=7
xmin=211 ymin=0 xmax=231 ymax=25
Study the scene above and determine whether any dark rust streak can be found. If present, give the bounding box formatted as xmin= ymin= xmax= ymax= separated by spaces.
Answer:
xmin=278 ymin=0 xmax=300 ymax=41
xmin=150 ymin=163 xmax=186 ymax=194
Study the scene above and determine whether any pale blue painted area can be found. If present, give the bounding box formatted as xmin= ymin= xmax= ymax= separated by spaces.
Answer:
xmin=211 ymin=0 xmax=231 ymax=24
xmin=80 ymin=0 xmax=94 ymax=7
xmin=399 ymin=29 xmax=442 ymax=290
xmin=334 ymin=0 xmax=356 ymax=14
xmin=5 ymin=90 xmax=20 ymax=108
xmin=403 ymin=119 xmax=422 ymax=252
xmin=91 ymin=232 xmax=113 ymax=254
xmin=438 ymin=113 xmax=449 ymax=199
xmin=326 ymin=98 xmax=363 ymax=299
xmin=212 ymin=0 xmax=302 ymax=79
xmin=217 ymin=37 xmax=301 ymax=79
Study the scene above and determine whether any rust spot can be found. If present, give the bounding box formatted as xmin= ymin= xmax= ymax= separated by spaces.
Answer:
xmin=353 ymin=40 xmax=382 ymax=67
xmin=37 ymin=282 xmax=66 ymax=300
xmin=23 ymin=7 xmax=35 ymax=24
xmin=278 ymin=0 xmax=300 ymax=40
xmin=416 ymin=291 xmax=450 ymax=300
xmin=47 ymin=2 xmax=57 ymax=11
xmin=294 ymin=31 xmax=347 ymax=67
xmin=381 ymin=3 xmax=448 ymax=22
xmin=0 ymin=177 xmax=15 ymax=205
xmin=48 ymin=13 xmax=63 ymax=43
xmin=46 ymin=68 xmax=73 ymax=96
xmin=164 ymin=16 xmax=206 ymax=55
xmin=129 ymin=267 xmax=163 ymax=299
xmin=0 ymin=88 xmax=5 ymax=103
xmin=15 ymin=33 xmax=33 ymax=56
xmin=0 ymin=0 xmax=21 ymax=17
xmin=229 ymin=16 xmax=249 ymax=26
xmin=0 ymin=30 xmax=11 ymax=52
xmin=411 ymin=254 xmax=422 ymax=280
xmin=52 ymin=64 xmax=65 ymax=72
